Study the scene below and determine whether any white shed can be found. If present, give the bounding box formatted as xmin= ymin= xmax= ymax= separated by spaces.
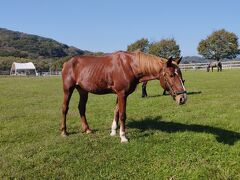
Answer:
xmin=10 ymin=62 xmax=38 ymax=76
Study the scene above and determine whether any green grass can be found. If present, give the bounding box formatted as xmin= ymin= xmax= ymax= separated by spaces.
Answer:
xmin=1 ymin=70 xmax=240 ymax=179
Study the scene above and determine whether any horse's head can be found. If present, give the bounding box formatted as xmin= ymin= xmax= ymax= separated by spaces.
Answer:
xmin=207 ymin=64 xmax=210 ymax=72
xmin=160 ymin=57 xmax=187 ymax=105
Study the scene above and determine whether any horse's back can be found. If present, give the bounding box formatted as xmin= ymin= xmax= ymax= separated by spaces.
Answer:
xmin=61 ymin=52 xmax=134 ymax=94
xmin=63 ymin=51 xmax=134 ymax=74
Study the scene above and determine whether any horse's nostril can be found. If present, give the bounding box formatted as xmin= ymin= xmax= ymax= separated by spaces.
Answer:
xmin=180 ymin=97 xmax=184 ymax=104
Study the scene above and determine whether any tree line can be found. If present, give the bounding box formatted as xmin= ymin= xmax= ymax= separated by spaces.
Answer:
xmin=127 ymin=29 xmax=240 ymax=61
xmin=0 ymin=56 xmax=72 ymax=73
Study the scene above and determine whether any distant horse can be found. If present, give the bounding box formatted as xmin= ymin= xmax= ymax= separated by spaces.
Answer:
xmin=142 ymin=57 xmax=184 ymax=97
xmin=207 ymin=61 xmax=222 ymax=72
xmin=61 ymin=51 xmax=187 ymax=142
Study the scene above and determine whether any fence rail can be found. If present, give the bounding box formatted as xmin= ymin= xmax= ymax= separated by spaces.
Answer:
xmin=0 ymin=70 xmax=62 ymax=76
xmin=179 ymin=61 xmax=240 ymax=71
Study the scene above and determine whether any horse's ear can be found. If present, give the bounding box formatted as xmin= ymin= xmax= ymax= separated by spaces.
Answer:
xmin=176 ymin=56 xmax=182 ymax=65
xmin=167 ymin=56 xmax=173 ymax=67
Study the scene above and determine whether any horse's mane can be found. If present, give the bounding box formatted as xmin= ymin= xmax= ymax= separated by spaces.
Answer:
xmin=135 ymin=52 xmax=167 ymax=74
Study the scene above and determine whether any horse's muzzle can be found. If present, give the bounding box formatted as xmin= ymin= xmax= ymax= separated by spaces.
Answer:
xmin=175 ymin=93 xmax=187 ymax=105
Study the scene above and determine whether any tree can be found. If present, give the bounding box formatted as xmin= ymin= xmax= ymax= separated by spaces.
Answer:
xmin=127 ymin=38 xmax=149 ymax=52
xmin=148 ymin=38 xmax=181 ymax=58
xmin=197 ymin=29 xmax=239 ymax=61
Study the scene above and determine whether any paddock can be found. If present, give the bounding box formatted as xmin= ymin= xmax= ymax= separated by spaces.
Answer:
xmin=180 ymin=60 xmax=240 ymax=71
xmin=0 ymin=70 xmax=240 ymax=179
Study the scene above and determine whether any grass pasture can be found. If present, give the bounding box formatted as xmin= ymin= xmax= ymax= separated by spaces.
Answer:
xmin=1 ymin=70 xmax=240 ymax=179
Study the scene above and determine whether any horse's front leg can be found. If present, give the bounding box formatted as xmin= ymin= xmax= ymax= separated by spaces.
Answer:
xmin=142 ymin=81 xmax=148 ymax=97
xmin=110 ymin=99 xmax=119 ymax=136
xmin=117 ymin=93 xmax=128 ymax=143
xmin=77 ymin=89 xmax=92 ymax=133
xmin=61 ymin=86 xmax=74 ymax=136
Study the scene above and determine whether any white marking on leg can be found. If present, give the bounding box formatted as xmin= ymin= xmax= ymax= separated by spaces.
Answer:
xmin=110 ymin=119 xmax=117 ymax=136
xmin=61 ymin=131 xmax=67 ymax=137
xmin=120 ymin=127 xmax=128 ymax=143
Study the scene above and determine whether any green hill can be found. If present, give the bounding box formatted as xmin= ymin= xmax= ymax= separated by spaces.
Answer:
xmin=0 ymin=28 xmax=86 ymax=59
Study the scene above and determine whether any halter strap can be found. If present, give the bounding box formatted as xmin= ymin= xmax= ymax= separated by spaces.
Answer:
xmin=164 ymin=73 xmax=187 ymax=98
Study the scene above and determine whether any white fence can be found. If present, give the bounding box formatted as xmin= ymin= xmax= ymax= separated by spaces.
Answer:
xmin=180 ymin=61 xmax=240 ymax=71
xmin=0 ymin=70 xmax=62 ymax=76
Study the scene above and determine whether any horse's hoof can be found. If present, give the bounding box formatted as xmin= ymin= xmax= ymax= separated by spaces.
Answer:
xmin=121 ymin=137 xmax=129 ymax=143
xmin=110 ymin=130 xmax=117 ymax=136
xmin=85 ymin=129 xmax=92 ymax=134
xmin=61 ymin=131 xmax=68 ymax=137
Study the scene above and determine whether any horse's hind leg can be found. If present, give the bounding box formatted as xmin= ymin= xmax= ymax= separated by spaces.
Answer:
xmin=110 ymin=98 xmax=119 ymax=136
xmin=61 ymin=86 xmax=75 ymax=136
xmin=77 ymin=87 xmax=92 ymax=133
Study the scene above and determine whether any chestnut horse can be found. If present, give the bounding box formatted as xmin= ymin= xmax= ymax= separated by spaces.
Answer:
xmin=61 ymin=51 xmax=187 ymax=142
xmin=141 ymin=57 xmax=184 ymax=97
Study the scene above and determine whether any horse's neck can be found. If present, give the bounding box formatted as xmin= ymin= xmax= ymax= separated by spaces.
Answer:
xmin=138 ymin=73 xmax=160 ymax=82
xmin=135 ymin=53 xmax=164 ymax=82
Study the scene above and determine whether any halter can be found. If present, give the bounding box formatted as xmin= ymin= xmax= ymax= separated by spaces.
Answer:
xmin=163 ymin=71 xmax=187 ymax=98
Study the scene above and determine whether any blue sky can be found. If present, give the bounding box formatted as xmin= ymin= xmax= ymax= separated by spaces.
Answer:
xmin=0 ymin=0 xmax=239 ymax=56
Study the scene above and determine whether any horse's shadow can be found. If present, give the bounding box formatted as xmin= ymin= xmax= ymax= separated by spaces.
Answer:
xmin=186 ymin=91 xmax=202 ymax=95
xmin=127 ymin=116 xmax=240 ymax=145
xmin=147 ymin=91 xmax=202 ymax=98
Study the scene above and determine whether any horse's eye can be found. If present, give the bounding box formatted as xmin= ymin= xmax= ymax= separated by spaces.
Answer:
xmin=170 ymin=74 xmax=175 ymax=78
